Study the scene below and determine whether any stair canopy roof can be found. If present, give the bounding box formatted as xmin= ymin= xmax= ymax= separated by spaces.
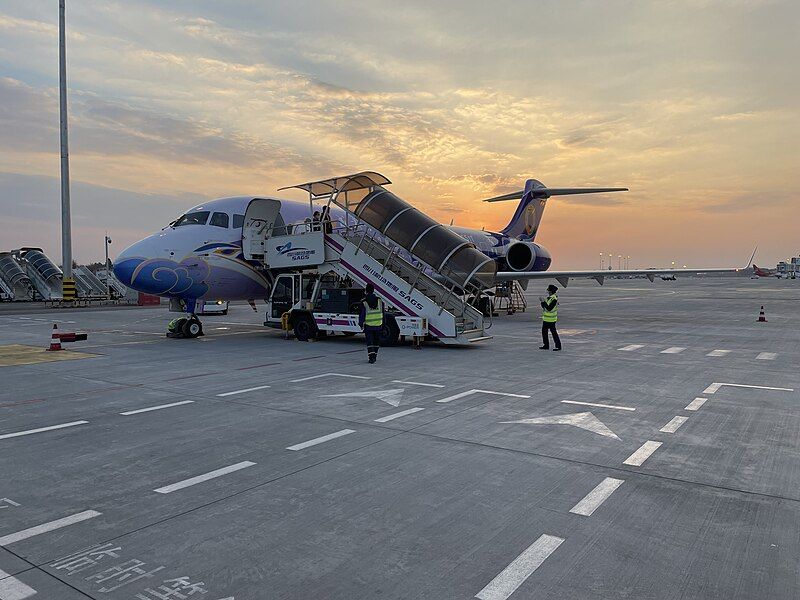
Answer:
xmin=278 ymin=171 xmax=391 ymax=198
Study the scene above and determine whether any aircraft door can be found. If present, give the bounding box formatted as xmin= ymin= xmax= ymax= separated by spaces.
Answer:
xmin=243 ymin=198 xmax=283 ymax=261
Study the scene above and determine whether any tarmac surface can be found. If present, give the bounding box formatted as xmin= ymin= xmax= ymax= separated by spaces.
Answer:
xmin=0 ymin=277 xmax=798 ymax=599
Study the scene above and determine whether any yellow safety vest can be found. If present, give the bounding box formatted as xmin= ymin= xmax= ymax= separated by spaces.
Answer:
xmin=542 ymin=294 xmax=558 ymax=322
xmin=363 ymin=298 xmax=384 ymax=327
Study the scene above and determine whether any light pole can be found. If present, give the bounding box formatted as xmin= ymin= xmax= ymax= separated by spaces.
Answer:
xmin=627 ymin=255 xmax=631 ymax=269
xmin=618 ymin=254 xmax=622 ymax=269
xmin=59 ymin=0 xmax=74 ymax=301
xmin=104 ymin=234 xmax=112 ymax=300
xmin=599 ymin=253 xmax=604 ymax=270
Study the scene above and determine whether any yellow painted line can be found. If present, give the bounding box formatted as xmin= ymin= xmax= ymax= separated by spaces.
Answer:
xmin=0 ymin=344 xmax=98 ymax=367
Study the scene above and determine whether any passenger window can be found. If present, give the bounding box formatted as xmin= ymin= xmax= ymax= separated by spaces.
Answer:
xmin=210 ymin=212 xmax=230 ymax=228
xmin=232 ymin=214 xmax=245 ymax=229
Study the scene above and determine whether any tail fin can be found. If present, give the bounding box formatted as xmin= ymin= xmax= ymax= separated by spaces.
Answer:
xmin=484 ymin=179 xmax=628 ymax=241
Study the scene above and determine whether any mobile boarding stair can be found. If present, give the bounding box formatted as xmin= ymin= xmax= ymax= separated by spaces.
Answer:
xmin=74 ymin=266 xmax=108 ymax=298
xmin=247 ymin=172 xmax=495 ymax=345
xmin=0 ymin=252 xmax=35 ymax=300
xmin=14 ymin=248 xmax=62 ymax=300
xmin=0 ymin=271 xmax=12 ymax=301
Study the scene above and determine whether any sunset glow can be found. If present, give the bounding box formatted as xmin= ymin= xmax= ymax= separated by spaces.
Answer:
xmin=1 ymin=1 xmax=797 ymax=267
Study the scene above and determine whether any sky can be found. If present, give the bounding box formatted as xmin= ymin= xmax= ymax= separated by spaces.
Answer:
xmin=0 ymin=0 xmax=798 ymax=268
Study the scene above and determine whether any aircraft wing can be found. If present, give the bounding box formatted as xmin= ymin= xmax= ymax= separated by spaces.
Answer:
xmin=495 ymin=267 xmax=743 ymax=287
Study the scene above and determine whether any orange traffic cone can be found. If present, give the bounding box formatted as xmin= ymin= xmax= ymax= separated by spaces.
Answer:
xmin=757 ymin=306 xmax=767 ymax=322
xmin=46 ymin=323 xmax=62 ymax=351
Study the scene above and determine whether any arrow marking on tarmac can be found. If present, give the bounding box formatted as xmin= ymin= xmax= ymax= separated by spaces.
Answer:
xmin=501 ymin=412 xmax=620 ymax=440
xmin=323 ymin=389 xmax=405 ymax=407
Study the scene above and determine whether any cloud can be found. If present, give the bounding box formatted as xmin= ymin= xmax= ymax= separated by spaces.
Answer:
xmin=0 ymin=0 xmax=798 ymax=266
xmin=0 ymin=171 xmax=209 ymax=261
xmin=696 ymin=190 xmax=797 ymax=213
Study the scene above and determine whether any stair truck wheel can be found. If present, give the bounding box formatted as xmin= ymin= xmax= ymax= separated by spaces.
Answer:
xmin=292 ymin=312 xmax=316 ymax=342
xmin=378 ymin=315 xmax=400 ymax=346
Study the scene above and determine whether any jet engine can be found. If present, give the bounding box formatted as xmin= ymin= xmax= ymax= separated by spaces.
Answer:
xmin=504 ymin=241 xmax=538 ymax=272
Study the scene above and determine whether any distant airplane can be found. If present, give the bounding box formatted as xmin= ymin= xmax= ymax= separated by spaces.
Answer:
xmin=114 ymin=173 xmax=741 ymax=331
xmin=753 ymin=264 xmax=776 ymax=277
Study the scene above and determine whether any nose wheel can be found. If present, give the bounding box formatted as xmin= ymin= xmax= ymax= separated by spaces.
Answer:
xmin=183 ymin=316 xmax=204 ymax=338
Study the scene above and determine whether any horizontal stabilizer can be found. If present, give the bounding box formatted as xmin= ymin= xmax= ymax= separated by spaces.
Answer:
xmin=483 ymin=187 xmax=628 ymax=202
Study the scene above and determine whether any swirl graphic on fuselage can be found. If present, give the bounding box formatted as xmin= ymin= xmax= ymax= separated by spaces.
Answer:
xmin=129 ymin=258 xmax=210 ymax=298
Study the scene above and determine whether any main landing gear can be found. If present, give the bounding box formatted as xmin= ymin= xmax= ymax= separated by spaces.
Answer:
xmin=166 ymin=315 xmax=204 ymax=339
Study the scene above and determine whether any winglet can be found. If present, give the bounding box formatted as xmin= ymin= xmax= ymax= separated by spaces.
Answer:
xmin=746 ymin=245 xmax=757 ymax=269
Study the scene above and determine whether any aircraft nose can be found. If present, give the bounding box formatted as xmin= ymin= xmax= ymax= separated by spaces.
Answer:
xmin=113 ymin=240 xmax=148 ymax=289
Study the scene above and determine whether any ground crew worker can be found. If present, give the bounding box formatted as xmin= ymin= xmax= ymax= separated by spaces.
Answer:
xmin=539 ymin=284 xmax=561 ymax=351
xmin=166 ymin=316 xmax=186 ymax=338
xmin=359 ymin=283 xmax=384 ymax=363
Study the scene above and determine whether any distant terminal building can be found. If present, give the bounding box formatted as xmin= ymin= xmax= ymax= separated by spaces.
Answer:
xmin=776 ymin=257 xmax=799 ymax=278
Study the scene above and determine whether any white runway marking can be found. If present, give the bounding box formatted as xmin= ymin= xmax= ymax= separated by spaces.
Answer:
xmin=660 ymin=347 xmax=686 ymax=354
xmin=685 ymin=397 xmax=707 ymax=411
xmin=120 ymin=400 xmax=194 ymax=415
xmin=623 ymin=441 xmax=662 ymax=466
xmin=703 ymin=382 xmax=794 ymax=394
xmin=706 ymin=349 xmax=730 ymax=357
xmin=391 ymin=380 xmax=445 ymax=388
xmin=154 ymin=461 xmax=256 ymax=494
xmin=475 ymin=534 xmax=564 ymax=600
xmin=0 ymin=421 xmax=89 ymax=441
xmin=437 ymin=389 xmax=530 ymax=404
xmin=502 ymin=412 xmax=620 ymax=440
xmin=756 ymin=352 xmax=777 ymax=360
xmin=216 ymin=384 xmax=271 ymax=397
xmin=0 ymin=568 xmax=37 ymax=600
xmin=561 ymin=400 xmax=635 ymax=412
xmin=570 ymin=477 xmax=624 ymax=516
xmin=324 ymin=389 xmax=404 ymax=407
xmin=659 ymin=416 xmax=689 ymax=433
xmin=618 ymin=344 xmax=644 ymax=351
xmin=286 ymin=429 xmax=355 ymax=451
xmin=374 ymin=407 xmax=425 ymax=422
xmin=0 ymin=510 xmax=101 ymax=546
xmin=290 ymin=373 xmax=371 ymax=383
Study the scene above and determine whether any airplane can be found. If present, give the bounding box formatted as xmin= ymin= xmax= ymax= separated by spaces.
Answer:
xmin=113 ymin=173 xmax=742 ymax=333
xmin=753 ymin=264 xmax=776 ymax=278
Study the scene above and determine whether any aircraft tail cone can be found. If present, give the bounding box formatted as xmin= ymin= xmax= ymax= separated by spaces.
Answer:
xmin=47 ymin=323 xmax=63 ymax=351
xmin=757 ymin=306 xmax=767 ymax=323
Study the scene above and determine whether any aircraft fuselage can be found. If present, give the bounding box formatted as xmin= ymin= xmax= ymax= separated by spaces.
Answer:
xmin=114 ymin=196 xmax=552 ymax=301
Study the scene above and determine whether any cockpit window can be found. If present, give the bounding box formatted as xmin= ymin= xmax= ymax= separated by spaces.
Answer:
xmin=232 ymin=214 xmax=245 ymax=229
xmin=210 ymin=212 xmax=229 ymax=228
xmin=173 ymin=211 xmax=210 ymax=227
